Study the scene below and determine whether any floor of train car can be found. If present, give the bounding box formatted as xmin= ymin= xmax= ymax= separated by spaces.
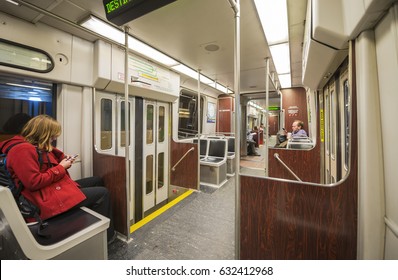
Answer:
xmin=108 ymin=177 xmax=236 ymax=259
xmin=107 ymin=136 xmax=272 ymax=259
xmin=239 ymin=135 xmax=273 ymax=176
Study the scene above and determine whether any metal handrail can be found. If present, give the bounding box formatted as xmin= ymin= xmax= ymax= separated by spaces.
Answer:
xmin=273 ymin=153 xmax=302 ymax=182
xmin=171 ymin=147 xmax=195 ymax=171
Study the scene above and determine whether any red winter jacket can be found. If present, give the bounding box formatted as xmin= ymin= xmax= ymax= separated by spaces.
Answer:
xmin=0 ymin=136 xmax=86 ymax=220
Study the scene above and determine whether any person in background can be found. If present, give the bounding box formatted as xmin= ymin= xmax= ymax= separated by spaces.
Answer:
xmin=0 ymin=114 xmax=116 ymax=243
xmin=251 ymin=126 xmax=259 ymax=147
xmin=259 ymin=123 xmax=265 ymax=132
xmin=247 ymin=129 xmax=260 ymax=156
xmin=2 ymin=113 xmax=32 ymax=134
xmin=275 ymin=128 xmax=288 ymax=148
xmin=291 ymin=120 xmax=307 ymax=138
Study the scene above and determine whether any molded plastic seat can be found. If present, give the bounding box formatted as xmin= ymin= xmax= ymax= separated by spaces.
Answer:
xmin=199 ymin=139 xmax=228 ymax=187
xmin=226 ymin=137 xmax=235 ymax=176
xmin=0 ymin=186 xmax=109 ymax=260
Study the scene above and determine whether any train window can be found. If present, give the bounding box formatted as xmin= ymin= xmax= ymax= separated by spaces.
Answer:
xmin=178 ymin=90 xmax=204 ymax=139
xmin=158 ymin=152 xmax=164 ymax=189
xmin=146 ymin=104 xmax=154 ymax=144
xmin=158 ymin=106 xmax=165 ymax=143
xmin=100 ymin=98 xmax=113 ymax=150
xmin=0 ymin=74 xmax=54 ymax=141
xmin=343 ymin=79 xmax=350 ymax=170
xmin=120 ymin=101 xmax=131 ymax=147
xmin=146 ymin=155 xmax=153 ymax=194
xmin=0 ymin=38 xmax=54 ymax=73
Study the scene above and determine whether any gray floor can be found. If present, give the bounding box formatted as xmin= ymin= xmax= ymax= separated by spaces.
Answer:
xmin=108 ymin=177 xmax=236 ymax=260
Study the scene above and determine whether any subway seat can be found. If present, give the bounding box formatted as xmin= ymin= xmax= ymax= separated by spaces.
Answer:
xmin=199 ymin=139 xmax=228 ymax=188
xmin=226 ymin=137 xmax=235 ymax=176
xmin=0 ymin=186 xmax=109 ymax=260
xmin=193 ymin=138 xmax=208 ymax=160
xmin=286 ymin=137 xmax=314 ymax=149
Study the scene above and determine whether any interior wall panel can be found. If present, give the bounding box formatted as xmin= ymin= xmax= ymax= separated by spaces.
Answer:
xmin=240 ymin=53 xmax=358 ymax=259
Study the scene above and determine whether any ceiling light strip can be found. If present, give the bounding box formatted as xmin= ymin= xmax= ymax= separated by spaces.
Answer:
xmin=254 ymin=0 xmax=291 ymax=88
xmin=80 ymin=15 xmax=231 ymax=93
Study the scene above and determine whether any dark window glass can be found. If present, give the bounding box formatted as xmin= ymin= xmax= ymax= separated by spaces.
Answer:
xmin=0 ymin=74 xmax=54 ymax=139
xmin=178 ymin=90 xmax=204 ymax=139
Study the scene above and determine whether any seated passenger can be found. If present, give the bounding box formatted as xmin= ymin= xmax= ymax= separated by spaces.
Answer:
xmin=247 ymin=129 xmax=260 ymax=156
xmin=251 ymin=126 xmax=259 ymax=147
xmin=291 ymin=120 xmax=308 ymax=138
xmin=0 ymin=115 xmax=116 ymax=243
xmin=275 ymin=128 xmax=288 ymax=148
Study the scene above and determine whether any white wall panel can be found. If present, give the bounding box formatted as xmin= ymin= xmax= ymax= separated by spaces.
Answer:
xmin=56 ymin=84 xmax=85 ymax=180
xmin=0 ymin=12 xmax=72 ymax=82
xmin=71 ymin=36 xmax=94 ymax=86
xmin=375 ymin=3 xmax=398 ymax=259
xmin=0 ymin=12 xmax=93 ymax=87
xmin=355 ymin=30 xmax=385 ymax=260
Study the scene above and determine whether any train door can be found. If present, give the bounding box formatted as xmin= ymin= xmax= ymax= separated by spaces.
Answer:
xmin=143 ymin=100 xmax=169 ymax=213
xmin=329 ymin=79 xmax=339 ymax=183
xmin=268 ymin=114 xmax=279 ymax=135
xmin=319 ymin=90 xmax=325 ymax=184
xmin=339 ymin=68 xmax=350 ymax=180
xmin=324 ymin=86 xmax=331 ymax=183
xmin=325 ymin=79 xmax=338 ymax=183
xmin=95 ymin=92 xmax=116 ymax=155
xmin=117 ymin=96 xmax=135 ymax=220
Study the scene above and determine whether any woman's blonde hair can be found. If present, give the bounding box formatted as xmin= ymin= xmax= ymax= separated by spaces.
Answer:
xmin=21 ymin=115 xmax=61 ymax=151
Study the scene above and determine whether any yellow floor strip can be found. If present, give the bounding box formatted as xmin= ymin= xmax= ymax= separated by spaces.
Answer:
xmin=130 ymin=189 xmax=194 ymax=233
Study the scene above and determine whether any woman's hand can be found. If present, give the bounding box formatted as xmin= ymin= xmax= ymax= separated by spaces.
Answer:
xmin=59 ymin=157 xmax=73 ymax=169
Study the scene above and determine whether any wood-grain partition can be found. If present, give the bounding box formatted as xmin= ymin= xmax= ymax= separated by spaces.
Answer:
xmin=217 ymin=95 xmax=234 ymax=134
xmin=93 ymin=151 xmax=127 ymax=236
xmin=282 ymin=87 xmax=308 ymax=132
xmin=170 ymin=140 xmax=198 ymax=189
xmin=240 ymin=63 xmax=357 ymax=259
xmin=268 ymin=144 xmax=320 ymax=183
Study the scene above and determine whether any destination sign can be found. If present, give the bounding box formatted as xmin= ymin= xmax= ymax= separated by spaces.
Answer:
xmin=103 ymin=0 xmax=177 ymax=25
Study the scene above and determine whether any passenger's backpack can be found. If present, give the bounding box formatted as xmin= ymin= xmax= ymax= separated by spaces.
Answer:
xmin=0 ymin=140 xmax=49 ymax=237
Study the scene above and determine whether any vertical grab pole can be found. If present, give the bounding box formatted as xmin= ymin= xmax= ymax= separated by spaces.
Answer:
xmin=228 ymin=0 xmax=241 ymax=260
xmin=197 ymin=69 xmax=201 ymax=190
xmin=124 ymin=26 xmax=131 ymax=240
xmin=264 ymin=58 xmax=270 ymax=176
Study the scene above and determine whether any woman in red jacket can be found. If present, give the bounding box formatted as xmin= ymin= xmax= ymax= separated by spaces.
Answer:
xmin=0 ymin=114 xmax=115 ymax=242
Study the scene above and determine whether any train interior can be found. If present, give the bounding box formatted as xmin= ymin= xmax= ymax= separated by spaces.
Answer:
xmin=1 ymin=0 xmax=398 ymax=260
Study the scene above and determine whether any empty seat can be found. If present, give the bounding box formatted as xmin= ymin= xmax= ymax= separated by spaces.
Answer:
xmin=226 ymin=137 xmax=235 ymax=176
xmin=193 ymin=139 xmax=208 ymax=159
xmin=202 ymin=139 xmax=226 ymax=164
xmin=200 ymin=139 xmax=228 ymax=188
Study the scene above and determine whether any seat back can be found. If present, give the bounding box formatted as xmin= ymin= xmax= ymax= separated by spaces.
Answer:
xmin=208 ymin=139 xmax=227 ymax=158
xmin=200 ymin=139 xmax=208 ymax=157
xmin=227 ymin=137 xmax=235 ymax=153
xmin=193 ymin=139 xmax=208 ymax=157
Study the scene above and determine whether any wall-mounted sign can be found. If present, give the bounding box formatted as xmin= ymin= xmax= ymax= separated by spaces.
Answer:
xmin=0 ymin=39 xmax=54 ymax=73
xmin=287 ymin=105 xmax=299 ymax=116
xmin=103 ymin=0 xmax=177 ymax=25
xmin=207 ymin=102 xmax=216 ymax=123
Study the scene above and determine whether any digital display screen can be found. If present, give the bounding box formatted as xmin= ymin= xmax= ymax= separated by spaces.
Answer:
xmin=104 ymin=0 xmax=133 ymax=15
xmin=103 ymin=0 xmax=177 ymax=25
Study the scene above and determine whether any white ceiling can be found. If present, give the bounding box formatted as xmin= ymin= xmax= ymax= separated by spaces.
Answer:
xmin=1 ymin=0 xmax=307 ymax=102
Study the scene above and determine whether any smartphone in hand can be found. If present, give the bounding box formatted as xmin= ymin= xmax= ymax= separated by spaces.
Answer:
xmin=67 ymin=154 xmax=79 ymax=161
